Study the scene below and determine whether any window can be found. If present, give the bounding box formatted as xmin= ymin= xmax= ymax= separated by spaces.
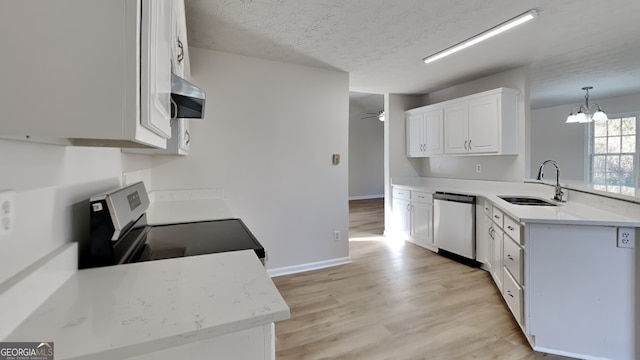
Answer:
xmin=590 ymin=115 xmax=637 ymax=195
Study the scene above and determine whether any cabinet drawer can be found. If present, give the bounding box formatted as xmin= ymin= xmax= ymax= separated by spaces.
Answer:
xmin=411 ymin=191 xmax=433 ymax=204
xmin=503 ymin=215 xmax=522 ymax=245
xmin=392 ymin=188 xmax=410 ymax=200
xmin=503 ymin=236 xmax=523 ymax=284
xmin=492 ymin=207 xmax=504 ymax=228
xmin=503 ymin=269 xmax=523 ymax=326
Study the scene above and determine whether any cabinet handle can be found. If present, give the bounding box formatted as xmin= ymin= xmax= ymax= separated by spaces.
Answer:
xmin=170 ymin=98 xmax=178 ymax=120
xmin=177 ymin=38 xmax=184 ymax=63
xmin=494 ymin=215 xmax=500 ymax=219
xmin=507 ymin=254 xmax=514 ymax=261
xmin=507 ymin=290 xmax=514 ymax=298
xmin=468 ymin=139 xmax=472 ymax=150
xmin=507 ymin=226 xmax=515 ymax=231
xmin=464 ymin=140 xmax=468 ymax=150
xmin=184 ymin=129 xmax=190 ymax=145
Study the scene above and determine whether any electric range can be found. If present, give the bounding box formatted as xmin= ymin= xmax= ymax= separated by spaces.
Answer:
xmin=80 ymin=182 xmax=265 ymax=269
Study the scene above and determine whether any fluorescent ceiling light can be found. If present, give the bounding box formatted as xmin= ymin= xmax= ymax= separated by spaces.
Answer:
xmin=423 ymin=9 xmax=540 ymax=64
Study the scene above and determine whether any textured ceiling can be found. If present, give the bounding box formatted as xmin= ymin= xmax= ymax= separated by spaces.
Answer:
xmin=185 ymin=0 xmax=640 ymax=109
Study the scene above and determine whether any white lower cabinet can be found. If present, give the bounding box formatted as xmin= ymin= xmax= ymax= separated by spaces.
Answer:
xmin=486 ymin=201 xmax=525 ymax=326
xmin=475 ymin=198 xmax=492 ymax=266
xmin=490 ymin=225 xmax=504 ymax=291
xmin=503 ymin=234 xmax=523 ymax=284
xmin=409 ymin=192 xmax=434 ymax=248
xmin=392 ymin=187 xmax=434 ymax=250
xmin=392 ymin=196 xmax=411 ymax=235
xmin=503 ymin=269 xmax=523 ymax=325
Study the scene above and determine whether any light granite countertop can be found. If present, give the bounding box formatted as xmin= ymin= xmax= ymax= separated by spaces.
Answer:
xmin=393 ymin=177 xmax=640 ymax=227
xmin=6 ymin=250 xmax=289 ymax=360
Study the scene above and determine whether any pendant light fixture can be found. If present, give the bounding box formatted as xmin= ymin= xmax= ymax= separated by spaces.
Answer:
xmin=423 ymin=9 xmax=540 ymax=64
xmin=566 ymin=86 xmax=608 ymax=123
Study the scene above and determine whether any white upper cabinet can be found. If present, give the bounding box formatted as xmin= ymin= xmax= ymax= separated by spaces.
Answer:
xmin=171 ymin=0 xmax=191 ymax=79
xmin=443 ymin=103 xmax=469 ymax=154
xmin=407 ymin=88 xmax=519 ymax=157
xmin=125 ymin=0 xmax=193 ymax=156
xmin=141 ymin=0 xmax=173 ymax=140
xmin=406 ymin=108 xmax=443 ymax=157
xmin=424 ymin=109 xmax=444 ymax=155
xmin=407 ymin=113 xmax=425 ymax=157
xmin=0 ymin=0 xmax=177 ymax=148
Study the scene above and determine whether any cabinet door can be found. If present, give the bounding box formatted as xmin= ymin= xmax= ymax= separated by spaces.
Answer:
xmin=491 ymin=228 xmax=504 ymax=292
xmin=171 ymin=0 xmax=190 ymax=78
xmin=468 ymin=94 xmax=499 ymax=153
xmin=178 ymin=119 xmax=191 ymax=154
xmin=406 ymin=114 xmax=425 ymax=157
xmin=140 ymin=0 xmax=172 ymax=139
xmin=411 ymin=202 xmax=433 ymax=245
xmin=423 ymin=109 xmax=444 ymax=155
xmin=392 ymin=198 xmax=411 ymax=235
xmin=476 ymin=213 xmax=492 ymax=265
xmin=444 ymin=104 xmax=469 ymax=154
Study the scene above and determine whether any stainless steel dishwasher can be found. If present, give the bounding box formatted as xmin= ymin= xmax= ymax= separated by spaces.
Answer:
xmin=433 ymin=192 xmax=476 ymax=259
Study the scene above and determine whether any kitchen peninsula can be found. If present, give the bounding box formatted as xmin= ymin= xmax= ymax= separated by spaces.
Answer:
xmin=392 ymin=177 xmax=639 ymax=360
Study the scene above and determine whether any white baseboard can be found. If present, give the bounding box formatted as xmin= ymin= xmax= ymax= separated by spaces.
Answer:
xmin=348 ymin=194 xmax=384 ymax=200
xmin=267 ymin=257 xmax=352 ymax=277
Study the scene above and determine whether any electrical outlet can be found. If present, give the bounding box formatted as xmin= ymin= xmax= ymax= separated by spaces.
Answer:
xmin=0 ymin=190 xmax=15 ymax=241
xmin=475 ymin=164 xmax=482 ymax=173
xmin=617 ymin=228 xmax=635 ymax=249
xmin=122 ymin=171 xmax=141 ymax=186
xmin=334 ymin=230 xmax=340 ymax=241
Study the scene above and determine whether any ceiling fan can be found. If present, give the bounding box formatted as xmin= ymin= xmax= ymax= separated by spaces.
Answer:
xmin=361 ymin=110 xmax=385 ymax=121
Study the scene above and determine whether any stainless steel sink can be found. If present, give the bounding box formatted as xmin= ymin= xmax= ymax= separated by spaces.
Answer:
xmin=498 ymin=196 xmax=559 ymax=206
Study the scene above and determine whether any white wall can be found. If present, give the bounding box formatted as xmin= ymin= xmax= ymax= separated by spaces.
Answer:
xmin=0 ymin=140 xmax=151 ymax=284
xmin=150 ymin=48 xmax=350 ymax=271
xmin=384 ymin=93 xmax=424 ymax=231
xmin=531 ymin=93 xmax=640 ymax=181
xmin=418 ymin=66 xmax=531 ymax=181
xmin=349 ymin=95 xmax=384 ymax=199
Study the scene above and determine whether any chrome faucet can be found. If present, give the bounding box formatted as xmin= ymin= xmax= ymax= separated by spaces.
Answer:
xmin=536 ymin=160 xmax=565 ymax=202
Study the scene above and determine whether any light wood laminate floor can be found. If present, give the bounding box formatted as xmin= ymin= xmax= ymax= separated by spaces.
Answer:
xmin=273 ymin=198 xmax=572 ymax=360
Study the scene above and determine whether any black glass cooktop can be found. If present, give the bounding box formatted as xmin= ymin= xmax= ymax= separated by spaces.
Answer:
xmin=142 ymin=219 xmax=265 ymax=261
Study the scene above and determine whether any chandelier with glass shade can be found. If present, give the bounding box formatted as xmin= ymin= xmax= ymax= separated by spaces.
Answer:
xmin=566 ymin=86 xmax=608 ymax=123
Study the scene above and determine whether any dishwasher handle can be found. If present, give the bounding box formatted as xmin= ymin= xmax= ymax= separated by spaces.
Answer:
xmin=433 ymin=192 xmax=475 ymax=203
